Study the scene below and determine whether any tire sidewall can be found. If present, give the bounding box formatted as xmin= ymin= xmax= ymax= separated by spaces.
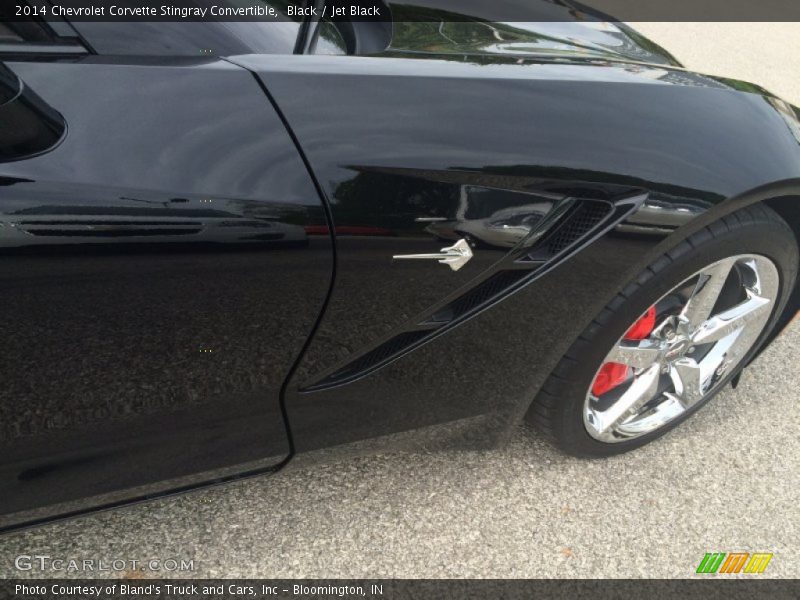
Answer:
xmin=555 ymin=220 xmax=798 ymax=457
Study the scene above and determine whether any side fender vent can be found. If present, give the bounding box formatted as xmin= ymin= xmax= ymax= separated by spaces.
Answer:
xmin=306 ymin=330 xmax=430 ymax=390
xmin=304 ymin=195 xmax=644 ymax=392
xmin=425 ymin=269 xmax=529 ymax=325
xmin=526 ymin=199 xmax=613 ymax=260
xmin=305 ymin=270 xmax=532 ymax=390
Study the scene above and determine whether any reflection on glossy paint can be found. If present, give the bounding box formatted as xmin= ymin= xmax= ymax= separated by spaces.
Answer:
xmin=389 ymin=20 xmax=682 ymax=66
xmin=233 ymin=49 xmax=800 ymax=457
xmin=767 ymin=95 xmax=800 ymax=145
xmin=0 ymin=187 xmax=310 ymax=250
xmin=0 ymin=64 xmax=66 ymax=162
xmin=423 ymin=185 xmax=555 ymax=249
xmin=0 ymin=58 xmax=332 ymax=527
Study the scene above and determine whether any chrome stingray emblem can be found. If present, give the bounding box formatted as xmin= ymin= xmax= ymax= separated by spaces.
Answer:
xmin=392 ymin=238 xmax=473 ymax=271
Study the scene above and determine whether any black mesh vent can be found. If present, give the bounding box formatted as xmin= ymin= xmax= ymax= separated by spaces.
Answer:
xmin=428 ymin=270 xmax=529 ymax=324
xmin=309 ymin=270 xmax=530 ymax=389
xmin=308 ymin=199 xmax=624 ymax=391
xmin=542 ymin=201 xmax=611 ymax=256
xmin=315 ymin=330 xmax=430 ymax=386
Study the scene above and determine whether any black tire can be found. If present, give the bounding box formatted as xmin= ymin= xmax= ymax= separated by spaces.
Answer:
xmin=526 ymin=204 xmax=799 ymax=457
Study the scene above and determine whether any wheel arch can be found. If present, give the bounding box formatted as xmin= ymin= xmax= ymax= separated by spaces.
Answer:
xmin=644 ymin=181 xmax=800 ymax=363
xmin=757 ymin=194 xmax=800 ymax=354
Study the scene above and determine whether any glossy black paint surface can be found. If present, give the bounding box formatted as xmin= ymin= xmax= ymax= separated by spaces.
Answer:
xmin=234 ymin=53 xmax=800 ymax=453
xmin=0 ymin=58 xmax=332 ymax=527
xmin=387 ymin=20 xmax=681 ymax=65
xmin=2 ymin=17 xmax=800 ymax=530
xmin=0 ymin=63 xmax=65 ymax=161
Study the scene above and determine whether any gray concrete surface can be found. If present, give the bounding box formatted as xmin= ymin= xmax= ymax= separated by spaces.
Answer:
xmin=1 ymin=24 xmax=799 ymax=579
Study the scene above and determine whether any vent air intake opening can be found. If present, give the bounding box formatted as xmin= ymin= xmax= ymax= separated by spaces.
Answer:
xmin=525 ymin=199 xmax=612 ymax=261
xmin=305 ymin=197 xmax=626 ymax=392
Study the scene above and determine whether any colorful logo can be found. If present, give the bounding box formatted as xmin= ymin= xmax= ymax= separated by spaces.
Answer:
xmin=696 ymin=552 xmax=773 ymax=574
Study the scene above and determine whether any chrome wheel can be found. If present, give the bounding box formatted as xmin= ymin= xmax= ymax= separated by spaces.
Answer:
xmin=584 ymin=254 xmax=779 ymax=443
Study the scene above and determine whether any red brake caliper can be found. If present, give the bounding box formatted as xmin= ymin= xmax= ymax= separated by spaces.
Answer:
xmin=591 ymin=305 xmax=657 ymax=397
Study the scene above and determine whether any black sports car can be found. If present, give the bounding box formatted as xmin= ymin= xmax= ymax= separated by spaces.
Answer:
xmin=1 ymin=2 xmax=799 ymax=531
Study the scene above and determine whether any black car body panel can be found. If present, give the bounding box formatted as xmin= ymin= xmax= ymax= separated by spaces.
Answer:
xmin=231 ymin=53 xmax=800 ymax=454
xmin=0 ymin=57 xmax=332 ymax=528
xmin=1 ymin=12 xmax=799 ymax=530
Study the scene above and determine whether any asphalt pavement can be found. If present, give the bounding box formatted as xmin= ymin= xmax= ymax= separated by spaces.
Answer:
xmin=1 ymin=24 xmax=799 ymax=579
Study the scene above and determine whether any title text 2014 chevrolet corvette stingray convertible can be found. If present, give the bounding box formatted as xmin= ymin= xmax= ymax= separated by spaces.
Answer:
xmin=1 ymin=1 xmax=799 ymax=530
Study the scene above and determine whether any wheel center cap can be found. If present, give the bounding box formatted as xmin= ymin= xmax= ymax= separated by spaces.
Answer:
xmin=665 ymin=337 xmax=690 ymax=361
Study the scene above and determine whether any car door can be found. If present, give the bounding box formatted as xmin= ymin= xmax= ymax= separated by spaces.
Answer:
xmin=0 ymin=20 xmax=332 ymax=529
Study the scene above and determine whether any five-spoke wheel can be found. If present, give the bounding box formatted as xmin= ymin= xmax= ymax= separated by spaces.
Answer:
xmin=584 ymin=255 xmax=778 ymax=442
xmin=527 ymin=205 xmax=798 ymax=457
